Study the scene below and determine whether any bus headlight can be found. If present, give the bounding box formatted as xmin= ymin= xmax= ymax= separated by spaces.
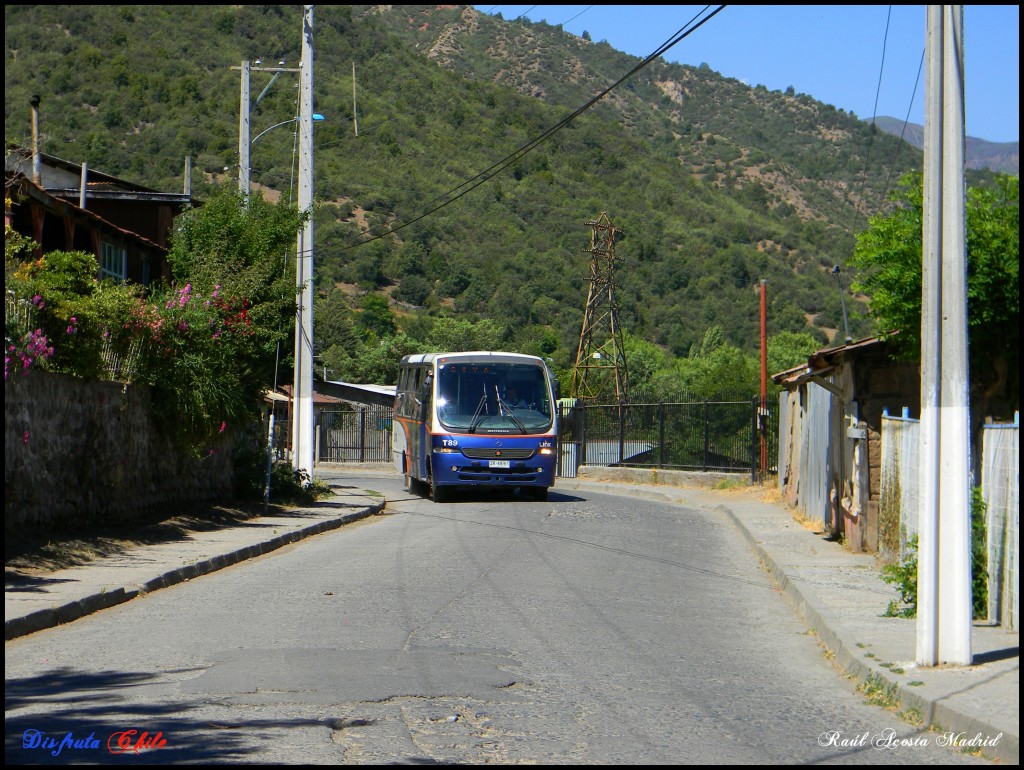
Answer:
xmin=539 ymin=447 xmax=553 ymax=455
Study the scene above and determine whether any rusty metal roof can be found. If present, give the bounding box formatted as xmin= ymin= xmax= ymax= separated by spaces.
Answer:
xmin=772 ymin=335 xmax=893 ymax=388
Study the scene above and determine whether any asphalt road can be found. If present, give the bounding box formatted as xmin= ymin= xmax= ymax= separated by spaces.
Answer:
xmin=4 ymin=471 xmax=989 ymax=764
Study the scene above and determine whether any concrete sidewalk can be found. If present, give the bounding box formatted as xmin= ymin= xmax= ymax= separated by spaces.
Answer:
xmin=5 ymin=485 xmax=385 ymax=641
xmin=5 ymin=466 xmax=1018 ymax=763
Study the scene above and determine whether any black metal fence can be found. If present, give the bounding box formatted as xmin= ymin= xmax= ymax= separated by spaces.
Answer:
xmin=295 ymin=397 xmax=778 ymax=479
xmin=269 ymin=405 xmax=394 ymax=465
xmin=317 ymin=405 xmax=393 ymax=463
xmin=557 ymin=397 xmax=777 ymax=480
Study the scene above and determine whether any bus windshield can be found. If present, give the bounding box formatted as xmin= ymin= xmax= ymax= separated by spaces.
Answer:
xmin=435 ymin=361 xmax=552 ymax=434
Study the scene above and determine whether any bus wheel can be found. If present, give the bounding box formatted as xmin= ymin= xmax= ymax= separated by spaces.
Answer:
xmin=430 ymin=478 xmax=447 ymax=503
xmin=532 ymin=487 xmax=549 ymax=502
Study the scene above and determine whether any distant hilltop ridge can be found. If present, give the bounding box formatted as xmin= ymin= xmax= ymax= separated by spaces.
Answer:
xmin=874 ymin=116 xmax=1019 ymax=175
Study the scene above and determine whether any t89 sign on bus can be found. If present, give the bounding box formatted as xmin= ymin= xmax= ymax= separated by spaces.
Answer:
xmin=393 ymin=351 xmax=560 ymax=502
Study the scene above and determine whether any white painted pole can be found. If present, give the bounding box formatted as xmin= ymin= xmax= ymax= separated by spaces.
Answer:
xmin=918 ymin=5 xmax=972 ymax=667
xmin=936 ymin=4 xmax=972 ymax=665
xmin=918 ymin=3 xmax=942 ymax=669
xmin=292 ymin=5 xmax=316 ymax=480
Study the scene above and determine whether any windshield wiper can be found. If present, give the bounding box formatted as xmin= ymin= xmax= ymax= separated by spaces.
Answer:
xmin=468 ymin=386 xmax=488 ymax=433
xmin=495 ymin=386 xmax=528 ymax=434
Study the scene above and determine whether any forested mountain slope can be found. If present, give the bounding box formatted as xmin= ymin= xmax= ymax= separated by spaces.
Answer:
xmin=6 ymin=4 xmax=942 ymax=370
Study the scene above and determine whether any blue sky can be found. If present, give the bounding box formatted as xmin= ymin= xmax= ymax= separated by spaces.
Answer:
xmin=475 ymin=5 xmax=1019 ymax=144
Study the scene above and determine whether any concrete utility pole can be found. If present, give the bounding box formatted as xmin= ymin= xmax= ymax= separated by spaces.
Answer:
xmin=352 ymin=62 xmax=359 ymax=137
xmin=292 ymin=4 xmax=316 ymax=480
xmin=917 ymin=5 xmax=972 ymax=667
xmin=30 ymin=94 xmax=42 ymax=184
xmin=233 ymin=60 xmax=301 ymax=201
xmin=238 ymin=60 xmax=250 ymax=199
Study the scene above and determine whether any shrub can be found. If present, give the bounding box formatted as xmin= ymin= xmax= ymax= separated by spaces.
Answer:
xmin=881 ymin=534 xmax=918 ymax=618
xmin=881 ymin=487 xmax=989 ymax=619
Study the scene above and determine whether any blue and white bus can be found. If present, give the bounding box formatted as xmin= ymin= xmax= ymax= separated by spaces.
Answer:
xmin=393 ymin=351 xmax=560 ymax=502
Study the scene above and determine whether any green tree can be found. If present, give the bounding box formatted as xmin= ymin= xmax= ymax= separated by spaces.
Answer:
xmin=167 ymin=186 xmax=304 ymax=371
xmin=426 ymin=317 xmax=503 ymax=352
xmin=394 ymin=273 xmax=432 ymax=306
xmin=650 ymin=329 xmax=760 ymax=401
xmin=6 ymin=187 xmax=300 ymax=452
xmin=766 ymin=330 xmax=820 ymax=378
xmin=849 ymin=173 xmax=1019 ymax=410
xmin=385 ymin=240 xmax=426 ymax=280
xmin=314 ymin=287 xmax=359 ymax=356
xmin=622 ymin=332 xmax=670 ymax=394
xmin=355 ymin=294 xmax=397 ymax=339
xmin=341 ymin=332 xmax=419 ymax=384
xmin=344 ymin=241 xmax=389 ymax=288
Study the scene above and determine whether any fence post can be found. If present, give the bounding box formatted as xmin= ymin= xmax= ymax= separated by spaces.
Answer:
xmin=618 ymin=401 xmax=626 ymax=465
xmin=658 ymin=401 xmax=666 ymax=468
xmin=751 ymin=395 xmax=759 ymax=483
xmin=580 ymin=404 xmax=588 ymax=468
xmin=703 ymin=400 xmax=710 ymax=472
xmin=359 ymin=407 xmax=366 ymax=463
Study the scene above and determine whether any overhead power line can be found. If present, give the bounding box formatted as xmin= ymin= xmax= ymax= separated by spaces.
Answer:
xmin=343 ymin=5 xmax=727 ymax=250
xmin=880 ymin=49 xmax=925 ymax=197
xmin=849 ymin=5 xmax=893 ymax=229
xmin=556 ymin=6 xmax=593 ymax=28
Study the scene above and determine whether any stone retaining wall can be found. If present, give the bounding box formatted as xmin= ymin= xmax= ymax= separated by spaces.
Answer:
xmin=5 ymin=370 xmax=234 ymax=534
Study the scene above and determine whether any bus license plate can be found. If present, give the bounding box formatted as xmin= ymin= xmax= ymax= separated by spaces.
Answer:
xmin=489 ymin=460 xmax=510 ymax=469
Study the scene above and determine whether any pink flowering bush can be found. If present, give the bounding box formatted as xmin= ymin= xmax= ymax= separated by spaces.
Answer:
xmin=5 ymin=327 xmax=54 ymax=380
xmin=5 ymin=289 xmax=54 ymax=380
xmin=135 ymin=280 xmax=264 ymax=449
xmin=6 ymin=185 xmax=303 ymax=454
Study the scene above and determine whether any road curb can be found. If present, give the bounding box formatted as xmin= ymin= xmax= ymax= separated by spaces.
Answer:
xmin=713 ymin=501 xmax=1017 ymax=765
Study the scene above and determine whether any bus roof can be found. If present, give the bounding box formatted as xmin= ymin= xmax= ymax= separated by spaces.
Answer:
xmin=400 ymin=351 xmax=545 ymax=366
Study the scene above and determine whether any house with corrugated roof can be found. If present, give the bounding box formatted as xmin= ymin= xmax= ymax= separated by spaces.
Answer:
xmin=773 ymin=335 xmax=920 ymax=553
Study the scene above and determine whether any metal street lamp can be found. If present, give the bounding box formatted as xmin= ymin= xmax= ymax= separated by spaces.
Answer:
xmin=233 ymin=59 xmax=302 ymax=200
xmin=251 ymin=113 xmax=324 ymax=145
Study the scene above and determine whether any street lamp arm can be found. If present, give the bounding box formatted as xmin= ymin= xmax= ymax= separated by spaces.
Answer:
xmin=252 ymin=117 xmax=298 ymax=145
xmin=252 ymin=114 xmax=324 ymax=145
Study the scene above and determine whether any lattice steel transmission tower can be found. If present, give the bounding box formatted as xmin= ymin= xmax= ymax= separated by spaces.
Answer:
xmin=570 ymin=213 xmax=629 ymax=403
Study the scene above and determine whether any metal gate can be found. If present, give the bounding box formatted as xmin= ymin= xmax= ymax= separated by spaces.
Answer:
xmin=317 ymin=405 xmax=392 ymax=463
